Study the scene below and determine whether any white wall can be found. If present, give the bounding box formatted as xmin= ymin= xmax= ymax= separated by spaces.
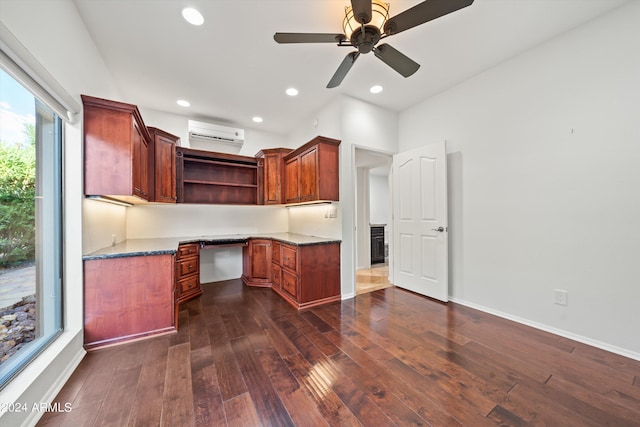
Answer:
xmin=139 ymin=106 xmax=289 ymax=156
xmin=369 ymin=173 xmax=389 ymax=226
xmin=0 ymin=1 xmax=119 ymax=425
xmin=399 ymin=1 xmax=640 ymax=358
xmin=287 ymin=95 xmax=399 ymax=298
xmin=126 ymin=204 xmax=288 ymax=282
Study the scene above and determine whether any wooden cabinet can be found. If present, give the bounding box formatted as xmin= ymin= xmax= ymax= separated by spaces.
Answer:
xmin=147 ymin=127 xmax=178 ymax=203
xmin=271 ymin=241 xmax=282 ymax=291
xmin=241 ymin=239 xmax=272 ymax=287
xmin=82 ymin=95 xmax=151 ymax=203
xmin=284 ymin=136 xmax=340 ymax=204
xmin=177 ymin=147 xmax=263 ymax=204
xmin=245 ymin=239 xmax=341 ymax=309
xmin=175 ymin=243 xmax=202 ymax=305
xmin=256 ymin=148 xmax=292 ymax=205
xmin=83 ymin=255 xmax=175 ymax=350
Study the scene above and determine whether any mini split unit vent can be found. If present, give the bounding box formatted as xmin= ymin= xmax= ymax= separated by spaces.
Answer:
xmin=188 ymin=120 xmax=244 ymax=146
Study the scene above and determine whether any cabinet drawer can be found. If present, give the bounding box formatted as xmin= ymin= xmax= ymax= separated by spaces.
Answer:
xmin=281 ymin=245 xmax=297 ymax=271
xmin=177 ymin=243 xmax=199 ymax=259
xmin=177 ymin=275 xmax=199 ymax=294
xmin=272 ymin=241 xmax=281 ymax=264
xmin=282 ymin=270 xmax=297 ymax=298
xmin=272 ymin=263 xmax=282 ymax=287
xmin=178 ymin=257 xmax=199 ymax=277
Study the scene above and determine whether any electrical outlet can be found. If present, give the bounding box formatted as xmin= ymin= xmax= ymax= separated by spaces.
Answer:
xmin=554 ymin=289 xmax=568 ymax=306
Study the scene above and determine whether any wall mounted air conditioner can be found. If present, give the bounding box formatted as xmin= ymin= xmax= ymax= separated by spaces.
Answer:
xmin=188 ymin=120 xmax=244 ymax=146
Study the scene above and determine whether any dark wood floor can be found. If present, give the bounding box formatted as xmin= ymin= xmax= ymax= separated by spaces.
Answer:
xmin=38 ymin=279 xmax=640 ymax=426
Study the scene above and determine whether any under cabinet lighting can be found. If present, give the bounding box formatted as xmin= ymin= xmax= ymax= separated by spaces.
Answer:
xmin=86 ymin=195 xmax=133 ymax=207
xmin=182 ymin=8 xmax=204 ymax=26
xmin=285 ymin=200 xmax=333 ymax=208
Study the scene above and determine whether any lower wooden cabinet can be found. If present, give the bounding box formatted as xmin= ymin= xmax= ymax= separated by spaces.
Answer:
xmin=83 ymin=254 xmax=175 ymax=350
xmin=244 ymin=238 xmax=341 ymax=309
xmin=175 ymin=243 xmax=203 ymax=305
xmin=241 ymin=239 xmax=272 ymax=287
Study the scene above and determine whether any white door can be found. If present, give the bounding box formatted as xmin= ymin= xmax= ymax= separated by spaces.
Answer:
xmin=392 ymin=141 xmax=448 ymax=302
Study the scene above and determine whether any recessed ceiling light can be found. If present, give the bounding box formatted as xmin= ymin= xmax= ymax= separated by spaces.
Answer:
xmin=370 ymin=85 xmax=383 ymax=94
xmin=286 ymin=88 xmax=299 ymax=96
xmin=252 ymin=116 xmax=263 ymax=123
xmin=182 ymin=8 xmax=204 ymax=26
xmin=177 ymin=99 xmax=190 ymax=107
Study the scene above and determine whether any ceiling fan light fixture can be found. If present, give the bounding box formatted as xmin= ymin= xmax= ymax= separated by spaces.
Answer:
xmin=343 ymin=0 xmax=390 ymax=41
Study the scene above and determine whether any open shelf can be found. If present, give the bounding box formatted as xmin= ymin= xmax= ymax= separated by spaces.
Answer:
xmin=177 ymin=147 xmax=263 ymax=205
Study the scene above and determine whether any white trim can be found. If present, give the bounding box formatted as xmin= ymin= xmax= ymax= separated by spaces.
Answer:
xmin=0 ymin=22 xmax=80 ymax=122
xmin=449 ymin=297 xmax=640 ymax=362
xmin=0 ymin=329 xmax=85 ymax=426
xmin=22 ymin=344 xmax=85 ymax=427
xmin=341 ymin=292 xmax=355 ymax=301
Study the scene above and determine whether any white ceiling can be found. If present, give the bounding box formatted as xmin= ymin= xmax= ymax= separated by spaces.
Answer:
xmin=72 ymin=0 xmax=627 ymax=135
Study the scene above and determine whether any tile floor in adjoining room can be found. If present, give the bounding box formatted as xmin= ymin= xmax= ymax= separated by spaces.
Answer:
xmin=355 ymin=262 xmax=392 ymax=295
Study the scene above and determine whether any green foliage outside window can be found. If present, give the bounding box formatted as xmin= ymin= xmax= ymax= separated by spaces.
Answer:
xmin=0 ymin=124 xmax=36 ymax=268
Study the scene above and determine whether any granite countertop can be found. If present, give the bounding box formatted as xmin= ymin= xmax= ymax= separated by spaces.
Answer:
xmin=83 ymin=233 xmax=341 ymax=260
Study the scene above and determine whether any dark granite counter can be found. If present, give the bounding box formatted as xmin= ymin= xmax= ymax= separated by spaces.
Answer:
xmin=83 ymin=233 xmax=341 ymax=260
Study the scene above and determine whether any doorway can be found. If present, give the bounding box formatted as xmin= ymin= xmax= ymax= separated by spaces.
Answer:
xmin=354 ymin=147 xmax=393 ymax=295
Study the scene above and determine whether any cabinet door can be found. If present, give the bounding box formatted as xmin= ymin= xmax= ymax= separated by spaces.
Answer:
xmin=249 ymin=239 xmax=272 ymax=281
xmin=132 ymin=119 xmax=149 ymax=199
xmin=263 ymin=152 xmax=281 ymax=204
xmin=155 ymin=134 xmax=177 ymax=202
xmin=300 ymin=147 xmax=318 ymax=201
xmin=284 ymin=156 xmax=300 ymax=203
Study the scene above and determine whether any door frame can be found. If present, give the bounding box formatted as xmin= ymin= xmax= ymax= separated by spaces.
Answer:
xmin=351 ymin=145 xmax=394 ymax=291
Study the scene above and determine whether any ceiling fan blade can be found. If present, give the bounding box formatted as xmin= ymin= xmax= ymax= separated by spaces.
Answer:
xmin=384 ymin=0 xmax=474 ymax=35
xmin=351 ymin=0 xmax=373 ymax=24
xmin=327 ymin=52 xmax=360 ymax=88
xmin=374 ymin=44 xmax=420 ymax=77
xmin=274 ymin=33 xmax=345 ymax=44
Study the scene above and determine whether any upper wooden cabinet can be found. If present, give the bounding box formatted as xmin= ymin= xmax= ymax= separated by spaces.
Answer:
xmin=147 ymin=127 xmax=178 ymax=203
xmin=256 ymin=148 xmax=292 ymax=205
xmin=176 ymin=147 xmax=263 ymax=204
xmin=82 ymin=95 xmax=151 ymax=203
xmin=283 ymin=136 xmax=340 ymax=204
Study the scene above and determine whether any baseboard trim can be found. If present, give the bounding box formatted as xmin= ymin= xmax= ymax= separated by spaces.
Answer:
xmin=449 ymin=297 xmax=640 ymax=362
xmin=341 ymin=292 xmax=355 ymax=301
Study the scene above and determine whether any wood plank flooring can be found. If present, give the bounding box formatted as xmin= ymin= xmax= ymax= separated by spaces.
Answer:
xmin=38 ymin=279 xmax=640 ymax=426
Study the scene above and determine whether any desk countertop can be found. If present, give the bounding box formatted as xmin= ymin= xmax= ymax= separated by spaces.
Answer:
xmin=83 ymin=233 xmax=341 ymax=260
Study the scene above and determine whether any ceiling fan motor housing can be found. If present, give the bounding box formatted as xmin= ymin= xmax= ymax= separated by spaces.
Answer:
xmin=350 ymin=26 xmax=381 ymax=54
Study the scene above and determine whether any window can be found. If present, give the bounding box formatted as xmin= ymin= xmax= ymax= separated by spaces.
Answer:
xmin=0 ymin=69 xmax=63 ymax=389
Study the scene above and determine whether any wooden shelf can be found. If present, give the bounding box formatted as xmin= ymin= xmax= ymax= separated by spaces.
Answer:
xmin=177 ymin=147 xmax=263 ymax=204
xmin=183 ymin=180 xmax=258 ymax=188
xmin=183 ymin=157 xmax=258 ymax=169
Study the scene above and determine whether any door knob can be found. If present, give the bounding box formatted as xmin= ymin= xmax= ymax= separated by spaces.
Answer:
xmin=432 ymin=227 xmax=445 ymax=232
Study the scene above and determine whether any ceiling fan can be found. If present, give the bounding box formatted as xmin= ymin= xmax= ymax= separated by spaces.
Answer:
xmin=274 ymin=0 xmax=474 ymax=88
